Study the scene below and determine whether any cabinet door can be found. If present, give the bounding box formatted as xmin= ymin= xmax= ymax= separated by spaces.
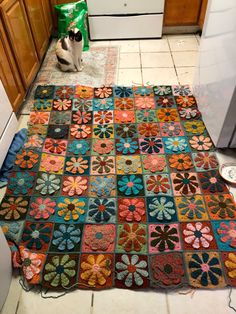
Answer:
xmin=42 ymin=0 xmax=53 ymax=37
xmin=164 ymin=0 xmax=202 ymax=26
xmin=0 ymin=0 xmax=39 ymax=89
xmin=0 ymin=19 xmax=25 ymax=112
xmin=24 ymin=0 xmax=49 ymax=60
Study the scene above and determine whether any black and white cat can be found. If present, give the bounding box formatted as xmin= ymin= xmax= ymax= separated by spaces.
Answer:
xmin=56 ymin=28 xmax=83 ymax=72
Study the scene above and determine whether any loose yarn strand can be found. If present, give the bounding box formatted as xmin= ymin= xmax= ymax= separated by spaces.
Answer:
xmin=228 ymin=287 xmax=236 ymax=312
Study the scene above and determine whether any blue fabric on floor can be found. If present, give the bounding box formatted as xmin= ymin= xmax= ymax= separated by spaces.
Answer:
xmin=0 ymin=128 xmax=28 ymax=187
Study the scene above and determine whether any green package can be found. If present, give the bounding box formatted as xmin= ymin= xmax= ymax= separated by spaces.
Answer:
xmin=55 ymin=1 xmax=89 ymax=51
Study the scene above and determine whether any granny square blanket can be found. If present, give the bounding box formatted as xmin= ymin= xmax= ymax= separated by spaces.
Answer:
xmin=0 ymin=85 xmax=236 ymax=290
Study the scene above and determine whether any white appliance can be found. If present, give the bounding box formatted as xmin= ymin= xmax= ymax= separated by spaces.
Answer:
xmin=0 ymin=80 xmax=18 ymax=168
xmin=0 ymin=80 xmax=16 ymax=309
xmin=87 ymin=0 xmax=164 ymax=40
xmin=194 ymin=0 xmax=236 ymax=148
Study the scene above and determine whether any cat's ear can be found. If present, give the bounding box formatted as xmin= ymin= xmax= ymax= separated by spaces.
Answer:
xmin=74 ymin=30 xmax=82 ymax=42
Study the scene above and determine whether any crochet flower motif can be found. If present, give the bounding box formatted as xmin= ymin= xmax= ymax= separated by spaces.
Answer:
xmin=136 ymin=110 xmax=156 ymax=123
xmin=15 ymin=150 xmax=39 ymax=169
xmin=36 ymin=173 xmax=60 ymax=195
xmin=179 ymin=107 xmax=198 ymax=119
xmin=115 ymin=98 xmax=134 ymax=110
xmin=118 ymin=175 xmax=143 ymax=196
xmin=80 ymin=254 xmax=112 ymax=286
xmin=119 ymin=198 xmax=146 ymax=222
xmin=93 ymin=139 xmax=114 ymax=155
xmin=150 ymin=225 xmax=179 ymax=252
xmin=146 ymin=175 xmax=170 ymax=194
xmin=72 ymin=111 xmax=92 ymax=124
xmin=153 ymin=86 xmax=172 ymax=96
xmin=199 ymin=170 xmax=227 ymax=194
xmin=164 ymin=137 xmax=188 ymax=153
xmin=94 ymin=111 xmax=113 ymax=124
xmin=118 ymin=223 xmax=146 ymax=252
xmin=157 ymin=108 xmax=179 ymax=122
xmin=93 ymin=124 xmax=113 ymax=138
xmin=161 ymin=122 xmax=182 ymax=137
xmin=91 ymin=176 xmax=115 ymax=197
xmin=114 ymin=86 xmax=133 ymax=98
xmin=116 ymin=138 xmax=139 ymax=154
xmin=116 ymin=254 xmax=148 ymax=287
xmin=194 ymin=152 xmax=218 ymax=170
xmin=117 ymin=156 xmax=141 ymax=174
xmin=150 ymin=253 xmax=184 ymax=286
xmin=88 ymin=199 xmax=116 ymax=223
xmin=57 ymin=198 xmax=85 ymax=221
xmin=114 ymin=110 xmax=135 ymax=124
xmin=44 ymin=255 xmax=76 ymax=287
xmin=206 ymin=194 xmax=235 ymax=219
xmin=189 ymin=135 xmax=213 ymax=150
xmin=65 ymin=157 xmax=89 ymax=174
xmin=148 ymin=197 xmax=175 ymax=221
xmin=21 ymin=247 xmax=45 ymax=283
xmin=93 ymin=98 xmax=114 ymax=110
xmin=0 ymin=197 xmax=28 ymax=220
xmin=84 ymin=225 xmax=115 ymax=251
xmin=55 ymin=86 xmax=74 ymax=98
xmin=177 ymin=196 xmax=206 ymax=220
xmin=140 ymin=138 xmax=163 ymax=154
xmin=116 ymin=124 xmax=137 ymax=138
xmin=134 ymin=86 xmax=153 ymax=96
xmin=22 ymin=222 xmax=51 ymax=250
xmin=143 ymin=155 xmax=166 ymax=173
xmin=135 ymin=97 xmax=155 ymax=110
xmin=169 ymin=154 xmax=193 ymax=171
xmin=188 ymin=253 xmax=222 ymax=287
xmin=40 ymin=154 xmax=64 ymax=173
xmin=30 ymin=112 xmax=49 ymax=124
xmin=70 ymin=124 xmax=91 ymax=139
xmin=184 ymin=121 xmax=205 ymax=134
xmin=94 ymin=86 xmax=112 ymax=98
xmin=24 ymin=135 xmax=43 ymax=149
xmin=53 ymin=99 xmax=72 ymax=111
xmin=156 ymin=96 xmax=174 ymax=108
xmin=75 ymin=85 xmax=94 ymax=99
xmin=176 ymin=95 xmax=196 ymax=107
xmin=217 ymin=221 xmax=236 ymax=248
xmin=91 ymin=156 xmax=114 ymax=174
xmin=225 ymin=253 xmax=236 ymax=279
xmin=68 ymin=140 xmax=90 ymax=155
xmin=183 ymin=222 xmax=213 ymax=249
xmin=173 ymin=173 xmax=199 ymax=195
xmin=52 ymin=224 xmax=81 ymax=251
xmin=63 ymin=176 xmax=88 ymax=196
xmin=29 ymin=197 xmax=56 ymax=220
xmin=138 ymin=123 xmax=159 ymax=137
xmin=44 ymin=139 xmax=67 ymax=155
xmin=8 ymin=172 xmax=35 ymax=195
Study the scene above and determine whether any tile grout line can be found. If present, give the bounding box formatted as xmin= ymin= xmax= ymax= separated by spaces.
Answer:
xmin=139 ymin=40 xmax=144 ymax=85
xmin=165 ymin=291 xmax=171 ymax=314
xmin=167 ymin=37 xmax=180 ymax=85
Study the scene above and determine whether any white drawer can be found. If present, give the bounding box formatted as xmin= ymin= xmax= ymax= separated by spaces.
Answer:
xmin=87 ymin=0 xmax=164 ymax=15
xmin=89 ymin=14 xmax=163 ymax=40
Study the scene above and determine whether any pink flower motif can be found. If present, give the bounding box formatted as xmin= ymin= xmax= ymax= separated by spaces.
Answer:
xmin=183 ymin=222 xmax=213 ymax=249
xmin=40 ymin=154 xmax=64 ymax=172
xmin=63 ymin=176 xmax=88 ymax=196
xmin=217 ymin=221 xmax=236 ymax=248
xmin=135 ymin=97 xmax=155 ymax=109
xmin=143 ymin=155 xmax=166 ymax=173
xmin=29 ymin=197 xmax=56 ymax=219
xmin=20 ymin=247 xmax=45 ymax=283
xmin=84 ymin=225 xmax=115 ymax=251
xmin=72 ymin=111 xmax=92 ymax=124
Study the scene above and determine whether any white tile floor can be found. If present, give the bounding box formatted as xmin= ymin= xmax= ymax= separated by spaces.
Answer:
xmin=1 ymin=34 xmax=236 ymax=314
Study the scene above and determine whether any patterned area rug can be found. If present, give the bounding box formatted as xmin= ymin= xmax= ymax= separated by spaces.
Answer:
xmin=21 ymin=42 xmax=119 ymax=114
xmin=1 ymin=84 xmax=236 ymax=290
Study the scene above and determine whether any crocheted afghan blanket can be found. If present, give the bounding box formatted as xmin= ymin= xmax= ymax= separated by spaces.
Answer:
xmin=1 ymin=85 xmax=236 ymax=290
